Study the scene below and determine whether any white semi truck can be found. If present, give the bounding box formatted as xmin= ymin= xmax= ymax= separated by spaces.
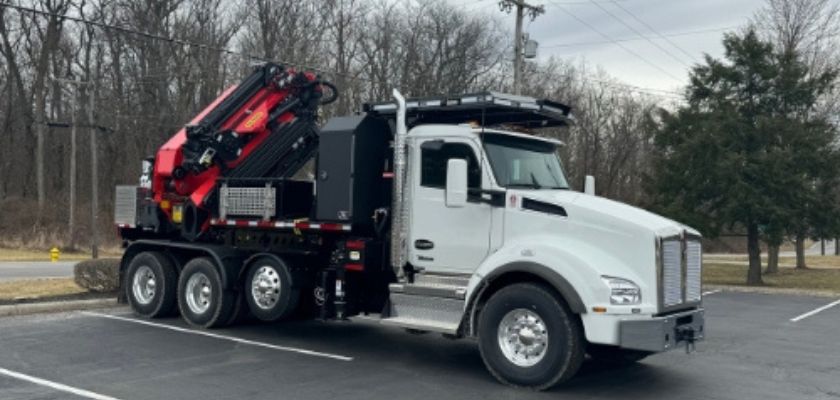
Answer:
xmin=115 ymin=64 xmax=704 ymax=390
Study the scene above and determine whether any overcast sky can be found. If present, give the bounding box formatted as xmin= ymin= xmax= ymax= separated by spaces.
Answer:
xmin=458 ymin=0 xmax=768 ymax=95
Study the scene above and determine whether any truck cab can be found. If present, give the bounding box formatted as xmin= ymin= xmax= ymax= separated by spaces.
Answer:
xmin=377 ymin=92 xmax=704 ymax=388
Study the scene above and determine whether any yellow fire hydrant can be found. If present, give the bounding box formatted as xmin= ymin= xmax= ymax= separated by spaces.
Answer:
xmin=49 ymin=247 xmax=60 ymax=262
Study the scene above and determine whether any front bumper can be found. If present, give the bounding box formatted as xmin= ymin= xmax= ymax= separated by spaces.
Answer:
xmin=619 ymin=308 xmax=704 ymax=352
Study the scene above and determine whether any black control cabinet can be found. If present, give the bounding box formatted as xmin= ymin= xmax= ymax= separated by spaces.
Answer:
xmin=316 ymin=115 xmax=390 ymax=225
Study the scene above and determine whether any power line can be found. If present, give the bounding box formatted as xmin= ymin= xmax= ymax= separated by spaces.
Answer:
xmin=2 ymin=1 xmax=684 ymax=105
xmin=585 ymin=77 xmax=684 ymax=98
xmin=609 ymin=0 xmax=700 ymax=63
xmin=541 ymin=25 xmax=736 ymax=48
xmin=551 ymin=3 xmax=686 ymax=83
xmin=587 ymin=0 xmax=693 ymax=69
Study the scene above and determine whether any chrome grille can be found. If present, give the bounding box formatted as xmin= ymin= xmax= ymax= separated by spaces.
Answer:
xmin=662 ymin=239 xmax=683 ymax=307
xmin=686 ymin=240 xmax=702 ymax=302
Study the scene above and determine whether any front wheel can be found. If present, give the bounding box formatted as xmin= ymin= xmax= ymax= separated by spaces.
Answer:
xmin=478 ymin=283 xmax=585 ymax=390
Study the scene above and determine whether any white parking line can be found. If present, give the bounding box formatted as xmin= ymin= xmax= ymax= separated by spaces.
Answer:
xmin=81 ymin=312 xmax=353 ymax=361
xmin=790 ymin=299 xmax=840 ymax=322
xmin=0 ymin=367 xmax=121 ymax=400
xmin=702 ymin=290 xmax=721 ymax=296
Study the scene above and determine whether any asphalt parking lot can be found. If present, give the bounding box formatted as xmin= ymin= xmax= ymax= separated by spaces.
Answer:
xmin=0 ymin=291 xmax=838 ymax=400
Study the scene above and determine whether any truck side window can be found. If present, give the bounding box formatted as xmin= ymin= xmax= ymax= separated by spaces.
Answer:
xmin=421 ymin=142 xmax=481 ymax=189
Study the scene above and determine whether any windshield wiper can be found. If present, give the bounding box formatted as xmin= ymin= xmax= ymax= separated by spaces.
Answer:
xmin=530 ymin=172 xmax=542 ymax=189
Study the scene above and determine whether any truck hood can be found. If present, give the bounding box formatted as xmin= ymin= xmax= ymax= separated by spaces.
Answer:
xmin=517 ymin=190 xmax=700 ymax=238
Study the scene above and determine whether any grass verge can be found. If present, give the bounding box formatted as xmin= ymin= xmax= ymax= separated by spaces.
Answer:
xmin=0 ymin=278 xmax=87 ymax=302
xmin=704 ymin=262 xmax=840 ymax=294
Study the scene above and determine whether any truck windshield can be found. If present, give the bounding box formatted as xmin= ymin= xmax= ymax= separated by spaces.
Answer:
xmin=483 ymin=133 xmax=569 ymax=190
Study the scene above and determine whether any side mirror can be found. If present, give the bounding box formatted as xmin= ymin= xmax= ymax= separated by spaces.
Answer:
xmin=584 ymin=175 xmax=595 ymax=196
xmin=446 ymin=159 xmax=468 ymax=208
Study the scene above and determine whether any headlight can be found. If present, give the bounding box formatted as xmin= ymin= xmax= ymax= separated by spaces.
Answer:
xmin=601 ymin=276 xmax=641 ymax=305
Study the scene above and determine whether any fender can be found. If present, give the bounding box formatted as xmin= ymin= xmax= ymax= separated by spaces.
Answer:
xmin=464 ymin=261 xmax=587 ymax=336
xmin=482 ymin=261 xmax=586 ymax=313
xmin=120 ymin=240 xmax=244 ymax=291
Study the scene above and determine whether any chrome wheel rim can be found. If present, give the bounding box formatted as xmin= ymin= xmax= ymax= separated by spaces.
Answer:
xmin=497 ymin=308 xmax=549 ymax=367
xmin=251 ymin=266 xmax=281 ymax=310
xmin=185 ymin=272 xmax=212 ymax=314
xmin=131 ymin=266 xmax=156 ymax=305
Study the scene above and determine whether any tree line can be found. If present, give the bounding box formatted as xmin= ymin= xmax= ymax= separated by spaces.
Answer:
xmin=0 ymin=0 xmax=667 ymax=249
xmin=0 ymin=0 xmax=838 ymax=288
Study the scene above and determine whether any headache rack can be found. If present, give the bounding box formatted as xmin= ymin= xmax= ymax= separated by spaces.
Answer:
xmin=363 ymin=91 xmax=573 ymax=129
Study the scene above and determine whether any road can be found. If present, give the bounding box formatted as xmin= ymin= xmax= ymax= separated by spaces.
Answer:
xmin=0 ymin=291 xmax=838 ymax=400
xmin=0 ymin=262 xmax=76 ymax=282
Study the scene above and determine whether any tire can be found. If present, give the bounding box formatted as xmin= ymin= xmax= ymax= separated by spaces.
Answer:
xmin=177 ymin=257 xmax=235 ymax=328
xmin=125 ymin=251 xmax=177 ymax=318
xmin=587 ymin=344 xmax=652 ymax=365
xmin=243 ymin=256 xmax=299 ymax=322
xmin=478 ymin=283 xmax=585 ymax=390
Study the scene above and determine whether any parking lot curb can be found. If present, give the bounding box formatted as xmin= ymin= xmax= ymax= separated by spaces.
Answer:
xmin=706 ymin=284 xmax=840 ymax=298
xmin=0 ymin=298 xmax=118 ymax=317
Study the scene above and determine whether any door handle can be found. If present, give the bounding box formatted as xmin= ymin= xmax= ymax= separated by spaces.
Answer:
xmin=414 ymin=239 xmax=434 ymax=250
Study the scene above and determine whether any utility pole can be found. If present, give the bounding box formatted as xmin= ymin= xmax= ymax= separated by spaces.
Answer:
xmin=69 ymin=85 xmax=78 ymax=250
xmin=499 ymin=0 xmax=544 ymax=95
xmin=88 ymin=85 xmax=99 ymax=259
xmin=53 ymin=77 xmax=98 ymax=258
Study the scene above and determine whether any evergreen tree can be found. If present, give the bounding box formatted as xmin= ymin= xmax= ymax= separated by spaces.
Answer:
xmin=649 ymin=29 xmax=839 ymax=285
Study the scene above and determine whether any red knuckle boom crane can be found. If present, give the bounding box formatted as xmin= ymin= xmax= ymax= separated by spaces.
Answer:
xmin=141 ymin=63 xmax=336 ymax=240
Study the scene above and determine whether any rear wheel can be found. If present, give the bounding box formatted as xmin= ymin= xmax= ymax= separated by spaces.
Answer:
xmin=244 ymin=256 xmax=299 ymax=322
xmin=125 ymin=251 xmax=177 ymax=318
xmin=177 ymin=257 xmax=235 ymax=328
xmin=478 ymin=283 xmax=585 ymax=390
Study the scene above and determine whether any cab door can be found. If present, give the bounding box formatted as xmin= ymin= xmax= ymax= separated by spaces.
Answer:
xmin=407 ymin=137 xmax=493 ymax=274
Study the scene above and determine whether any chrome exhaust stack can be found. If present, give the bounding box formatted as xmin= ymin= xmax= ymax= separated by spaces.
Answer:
xmin=390 ymin=89 xmax=408 ymax=280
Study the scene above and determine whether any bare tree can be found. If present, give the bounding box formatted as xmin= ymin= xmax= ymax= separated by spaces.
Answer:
xmin=754 ymin=0 xmax=840 ymax=73
xmin=0 ymin=0 xmax=71 ymax=214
